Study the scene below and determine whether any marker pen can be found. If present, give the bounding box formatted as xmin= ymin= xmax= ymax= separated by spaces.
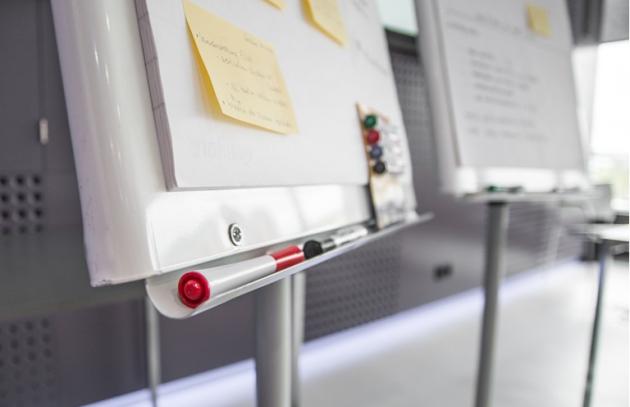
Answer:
xmin=178 ymin=245 xmax=304 ymax=308
xmin=303 ymin=225 xmax=369 ymax=259
xmin=485 ymin=185 xmax=524 ymax=194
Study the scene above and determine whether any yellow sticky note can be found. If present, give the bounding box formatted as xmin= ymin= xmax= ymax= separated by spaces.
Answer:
xmin=265 ymin=0 xmax=285 ymax=9
xmin=527 ymin=4 xmax=551 ymax=37
xmin=304 ymin=0 xmax=346 ymax=45
xmin=183 ymin=0 xmax=297 ymax=134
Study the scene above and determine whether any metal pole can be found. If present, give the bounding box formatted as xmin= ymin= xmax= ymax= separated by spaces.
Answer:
xmin=582 ymin=240 xmax=609 ymax=407
xmin=291 ymin=272 xmax=306 ymax=407
xmin=145 ymin=297 xmax=161 ymax=407
xmin=256 ymin=278 xmax=292 ymax=407
xmin=474 ymin=201 xmax=509 ymax=407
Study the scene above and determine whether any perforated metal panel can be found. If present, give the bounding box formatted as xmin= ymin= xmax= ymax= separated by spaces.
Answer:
xmin=0 ymin=173 xmax=45 ymax=237
xmin=506 ymin=203 xmax=583 ymax=274
xmin=0 ymin=301 xmax=147 ymax=407
xmin=0 ymin=318 xmax=60 ymax=407
xmin=305 ymin=236 xmax=402 ymax=340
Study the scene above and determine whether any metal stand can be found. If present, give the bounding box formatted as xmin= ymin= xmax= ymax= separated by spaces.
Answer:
xmin=145 ymin=296 xmax=161 ymax=407
xmin=291 ymin=272 xmax=306 ymax=407
xmin=474 ymin=201 xmax=509 ymax=407
xmin=256 ymin=278 xmax=292 ymax=407
xmin=582 ymin=240 xmax=608 ymax=407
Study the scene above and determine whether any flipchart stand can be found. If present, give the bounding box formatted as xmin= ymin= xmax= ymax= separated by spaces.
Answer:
xmin=291 ymin=272 xmax=307 ymax=407
xmin=254 ymin=271 xmax=307 ymax=407
xmin=474 ymin=200 xmax=508 ymax=407
xmin=570 ymin=224 xmax=628 ymax=407
xmin=145 ymin=297 xmax=161 ymax=406
xmin=467 ymin=192 xmax=590 ymax=407
xmin=256 ymin=278 xmax=293 ymax=406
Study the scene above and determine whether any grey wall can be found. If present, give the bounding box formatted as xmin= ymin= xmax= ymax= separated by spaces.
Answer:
xmin=568 ymin=0 xmax=629 ymax=43
xmin=600 ymin=0 xmax=629 ymax=42
xmin=0 ymin=1 xmax=596 ymax=406
xmin=0 ymin=0 xmax=144 ymax=323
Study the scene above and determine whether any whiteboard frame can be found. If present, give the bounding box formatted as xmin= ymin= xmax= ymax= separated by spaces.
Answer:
xmin=415 ymin=0 xmax=590 ymax=196
xmin=52 ymin=0 xmax=416 ymax=286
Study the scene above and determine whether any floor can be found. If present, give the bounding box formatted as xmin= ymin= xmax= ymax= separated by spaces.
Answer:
xmin=88 ymin=260 xmax=629 ymax=407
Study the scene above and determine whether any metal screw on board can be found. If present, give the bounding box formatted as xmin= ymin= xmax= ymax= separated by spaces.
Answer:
xmin=228 ymin=223 xmax=243 ymax=246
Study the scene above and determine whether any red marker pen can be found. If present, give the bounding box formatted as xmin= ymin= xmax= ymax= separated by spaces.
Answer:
xmin=178 ymin=245 xmax=304 ymax=308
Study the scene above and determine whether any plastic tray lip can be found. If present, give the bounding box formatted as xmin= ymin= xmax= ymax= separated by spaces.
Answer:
xmin=462 ymin=190 xmax=595 ymax=204
xmin=146 ymin=211 xmax=433 ymax=319
xmin=569 ymin=224 xmax=630 ymax=244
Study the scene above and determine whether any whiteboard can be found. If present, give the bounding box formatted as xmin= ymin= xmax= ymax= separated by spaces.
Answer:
xmin=416 ymin=0 xmax=589 ymax=195
xmin=138 ymin=0 xmax=409 ymax=189
xmin=51 ymin=0 xmax=416 ymax=286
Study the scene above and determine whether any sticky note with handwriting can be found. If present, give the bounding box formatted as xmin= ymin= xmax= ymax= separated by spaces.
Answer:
xmin=183 ymin=0 xmax=298 ymax=134
xmin=265 ymin=0 xmax=285 ymax=9
xmin=526 ymin=4 xmax=551 ymax=37
xmin=304 ymin=0 xmax=346 ymax=45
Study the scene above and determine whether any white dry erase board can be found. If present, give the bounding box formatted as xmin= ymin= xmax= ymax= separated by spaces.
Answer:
xmin=416 ymin=0 xmax=589 ymax=195
xmin=139 ymin=0 xmax=406 ymax=189
xmin=51 ymin=0 xmax=416 ymax=292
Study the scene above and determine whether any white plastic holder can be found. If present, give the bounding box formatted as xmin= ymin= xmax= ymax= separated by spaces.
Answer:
xmin=145 ymin=212 xmax=432 ymax=318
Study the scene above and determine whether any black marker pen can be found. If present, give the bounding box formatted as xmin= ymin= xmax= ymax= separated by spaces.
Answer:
xmin=303 ymin=225 xmax=369 ymax=259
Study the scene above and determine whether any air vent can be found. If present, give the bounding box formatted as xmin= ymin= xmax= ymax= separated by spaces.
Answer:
xmin=0 ymin=173 xmax=44 ymax=236
xmin=305 ymin=235 xmax=402 ymax=340
xmin=0 ymin=318 xmax=59 ymax=407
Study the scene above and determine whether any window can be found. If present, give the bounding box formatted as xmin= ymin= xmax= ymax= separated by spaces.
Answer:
xmin=590 ymin=40 xmax=629 ymax=211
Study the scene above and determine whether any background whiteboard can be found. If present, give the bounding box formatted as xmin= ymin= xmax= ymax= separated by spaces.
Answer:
xmin=139 ymin=0 xmax=409 ymax=189
xmin=416 ymin=0 xmax=589 ymax=195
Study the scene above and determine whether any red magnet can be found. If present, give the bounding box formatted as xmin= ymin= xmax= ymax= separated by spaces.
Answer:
xmin=366 ymin=130 xmax=380 ymax=145
xmin=178 ymin=271 xmax=211 ymax=308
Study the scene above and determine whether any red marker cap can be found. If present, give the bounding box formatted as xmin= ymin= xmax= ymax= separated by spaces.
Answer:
xmin=178 ymin=271 xmax=211 ymax=308
xmin=270 ymin=245 xmax=305 ymax=271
